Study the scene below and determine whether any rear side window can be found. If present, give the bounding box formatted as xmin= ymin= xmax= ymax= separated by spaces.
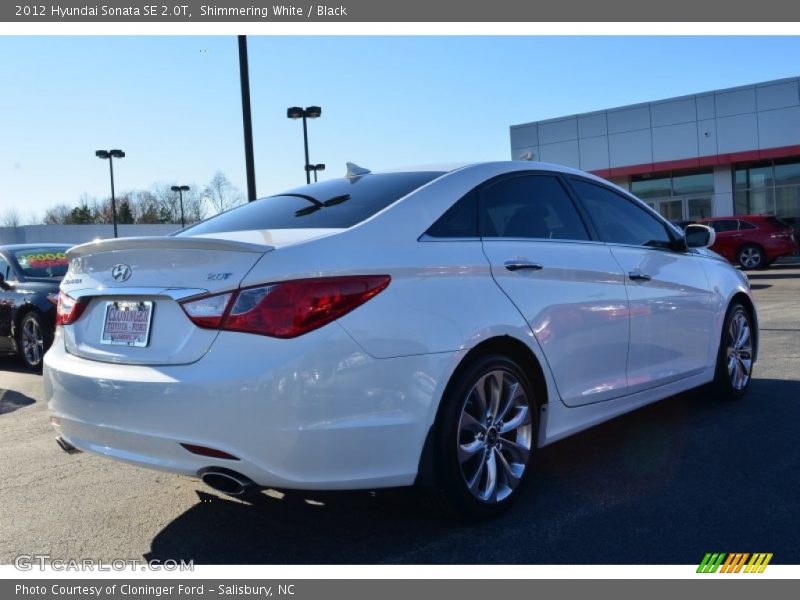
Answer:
xmin=425 ymin=191 xmax=478 ymax=238
xmin=710 ymin=220 xmax=739 ymax=232
xmin=480 ymin=175 xmax=590 ymax=241
xmin=179 ymin=172 xmax=442 ymax=235
xmin=569 ymin=178 xmax=672 ymax=248
xmin=738 ymin=220 xmax=757 ymax=230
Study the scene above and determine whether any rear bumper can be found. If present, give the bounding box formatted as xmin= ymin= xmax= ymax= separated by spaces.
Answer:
xmin=44 ymin=326 xmax=455 ymax=490
xmin=764 ymin=238 xmax=796 ymax=261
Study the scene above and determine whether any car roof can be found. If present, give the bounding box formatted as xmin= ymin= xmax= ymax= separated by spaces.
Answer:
xmin=371 ymin=160 xmax=602 ymax=178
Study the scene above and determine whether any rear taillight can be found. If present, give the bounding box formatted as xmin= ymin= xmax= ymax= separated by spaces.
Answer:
xmin=180 ymin=275 xmax=390 ymax=338
xmin=771 ymin=229 xmax=793 ymax=239
xmin=180 ymin=292 xmax=232 ymax=328
xmin=56 ymin=291 xmax=88 ymax=326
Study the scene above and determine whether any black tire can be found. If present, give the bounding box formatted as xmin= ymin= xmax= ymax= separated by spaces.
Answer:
xmin=737 ymin=244 xmax=764 ymax=270
xmin=709 ymin=302 xmax=754 ymax=400
xmin=16 ymin=312 xmax=51 ymax=371
xmin=427 ymin=354 xmax=538 ymax=518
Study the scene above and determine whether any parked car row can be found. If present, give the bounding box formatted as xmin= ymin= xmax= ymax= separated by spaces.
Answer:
xmin=38 ymin=161 xmax=758 ymax=517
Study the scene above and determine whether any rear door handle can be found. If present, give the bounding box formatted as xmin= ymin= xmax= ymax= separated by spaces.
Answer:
xmin=628 ymin=270 xmax=652 ymax=282
xmin=504 ymin=260 xmax=544 ymax=272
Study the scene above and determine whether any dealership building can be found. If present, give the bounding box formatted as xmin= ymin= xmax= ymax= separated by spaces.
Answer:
xmin=510 ymin=77 xmax=800 ymax=225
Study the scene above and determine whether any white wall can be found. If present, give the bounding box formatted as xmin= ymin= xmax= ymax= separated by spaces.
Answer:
xmin=510 ymin=77 xmax=800 ymax=171
xmin=0 ymin=224 xmax=180 ymax=246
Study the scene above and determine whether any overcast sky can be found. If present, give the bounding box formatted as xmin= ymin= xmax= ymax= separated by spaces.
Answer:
xmin=2 ymin=35 xmax=800 ymax=222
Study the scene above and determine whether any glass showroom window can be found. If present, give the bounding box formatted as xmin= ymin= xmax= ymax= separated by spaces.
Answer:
xmin=631 ymin=169 xmax=714 ymax=221
xmin=735 ymin=159 xmax=800 ymax=225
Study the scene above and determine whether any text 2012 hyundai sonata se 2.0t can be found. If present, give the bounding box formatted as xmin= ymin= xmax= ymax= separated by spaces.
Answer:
xmin=44 ymin=161 xmax=757 ymax=516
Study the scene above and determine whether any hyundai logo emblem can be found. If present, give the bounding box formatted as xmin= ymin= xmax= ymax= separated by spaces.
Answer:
xmin=111 ymin=264 xmax=132 ymax=282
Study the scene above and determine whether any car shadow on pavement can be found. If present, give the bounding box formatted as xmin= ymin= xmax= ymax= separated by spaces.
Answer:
xmin=0 ymin=389 xmax=36 ymax=415
xmin=0 ymin=356 xmax=33 ymax=374
xmin=145 ymin=378 xmax=800 ymax=565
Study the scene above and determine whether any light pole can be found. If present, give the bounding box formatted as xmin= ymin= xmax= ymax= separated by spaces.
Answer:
xmin=287 ymin=106 xmax=321 ymax=184
xmin=171 ymin=185 xmax=190 ymax=228
xmin=238 ymin=35 xmax=257 ymax=202
xmin=305 ymin=163 xmax=326 ymax=183
xmin=95 ymin=149 xmax=125 ymax=238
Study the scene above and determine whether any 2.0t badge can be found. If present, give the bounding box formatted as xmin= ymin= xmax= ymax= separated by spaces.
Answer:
xmin=111 ymin=263 xmax=132 ymax=282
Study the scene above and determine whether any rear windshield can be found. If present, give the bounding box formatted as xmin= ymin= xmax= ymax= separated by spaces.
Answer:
xmin=766 ymin=216 xmax=791 ymax=229
xmin=179 ymin=172 xmax=442 ymax=235
xmin=13 ymin=247 xmax=71 ymax=278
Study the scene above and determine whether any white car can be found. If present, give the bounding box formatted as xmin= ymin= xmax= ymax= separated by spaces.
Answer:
xmin=44 ymin=161 xmax=756 ymax=516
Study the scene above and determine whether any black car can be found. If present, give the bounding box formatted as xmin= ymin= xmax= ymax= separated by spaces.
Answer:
xmin=0 ymin=244 xmax=71 ymax=370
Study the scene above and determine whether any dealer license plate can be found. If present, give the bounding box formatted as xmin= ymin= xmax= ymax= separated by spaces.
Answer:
xmin=100 ymin=300 xmax=154 ymax=347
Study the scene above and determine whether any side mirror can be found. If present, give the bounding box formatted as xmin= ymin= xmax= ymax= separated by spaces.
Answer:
xmin=684 ymin=224 xmax=716 ymax=249
xmin=0 ymin=273 xmax=8 ymax=290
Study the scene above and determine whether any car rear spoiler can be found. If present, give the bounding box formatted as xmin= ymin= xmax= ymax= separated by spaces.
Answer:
xmin=66 ymin=236 xmax=274 ymax=258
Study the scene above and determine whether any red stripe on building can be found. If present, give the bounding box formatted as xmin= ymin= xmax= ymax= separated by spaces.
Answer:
xmin=590 ymin=144 xmax=800 ymax=179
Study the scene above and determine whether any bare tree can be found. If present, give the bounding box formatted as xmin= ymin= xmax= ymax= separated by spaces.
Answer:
xmin=88 ymin=195 xmax=112 ymax=224
xmin=177 ymin=185 xmax=206 ymax=224
xmin=42 ymin=204 xmax=73 ymax=225
xmin=203 ymin=172 xmax=244 ymax=215
xmin=1 ymin=208 xmax=21 ymax=227
xmin=151 ymin=183 xmax=180 ymax=223
xmin=130 ymin=190 xmax=162 ymax=224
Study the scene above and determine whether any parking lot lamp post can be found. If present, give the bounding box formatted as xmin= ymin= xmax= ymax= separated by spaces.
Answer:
xmin=171 ymin=185 xmax=190 ymax=228
xmin=305 ymin=163 xmax=326 ymax=183
xmin=287 ymin=106 xmax=322 ymax=184
xmin=95 ymin=149 xmax=125 ymax=238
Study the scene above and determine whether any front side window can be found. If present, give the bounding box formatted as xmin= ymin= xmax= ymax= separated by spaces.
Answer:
xmin=0 ymin=256 xmax=10 ymax=280
xmin=480 ymin=175 xmax=589 ymax=241
xmin=569 ymin=179 xmax=673 ymax=249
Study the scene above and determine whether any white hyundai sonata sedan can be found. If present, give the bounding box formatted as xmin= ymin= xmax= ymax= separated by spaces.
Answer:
xmin=44 ymin=161 xmax=756 ymax=516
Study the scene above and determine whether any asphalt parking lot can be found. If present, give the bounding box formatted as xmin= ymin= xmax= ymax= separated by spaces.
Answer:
xmin=1 ymin=266 xmax=799 ymax=565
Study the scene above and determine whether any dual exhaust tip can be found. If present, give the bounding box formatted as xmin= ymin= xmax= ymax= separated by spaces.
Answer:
xmin=56 ymin=438 xmax=255 ymax=497
xmin=199 ymin=467 xmax=256 ymax=496
xmin=55 ymin=437 xmax=81 ymax=455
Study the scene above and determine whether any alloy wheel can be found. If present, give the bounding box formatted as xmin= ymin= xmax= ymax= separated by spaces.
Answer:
xmin=457 ymin=369 xmax=532 ymax=503
xmin=739 ymin=247 xmax=762 ymax=269
xmin=21 ymin=316 xmax=44 ymax=368
xmin=726 ymin=311 xmax=753 ymax=391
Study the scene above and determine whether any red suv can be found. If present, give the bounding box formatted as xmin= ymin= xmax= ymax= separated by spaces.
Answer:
xmin=696 ymin=215 xmax=797 ymax=269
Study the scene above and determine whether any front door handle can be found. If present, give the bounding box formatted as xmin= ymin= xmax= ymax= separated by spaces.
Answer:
xmin=505 ymin=260 xmax=544 ymax=272
xmin=628 ymin=270 xmax=652 ymax=282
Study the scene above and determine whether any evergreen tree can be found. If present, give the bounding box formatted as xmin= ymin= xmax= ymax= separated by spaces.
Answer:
xmin=117 ymin=200 xmax=135 ymax=224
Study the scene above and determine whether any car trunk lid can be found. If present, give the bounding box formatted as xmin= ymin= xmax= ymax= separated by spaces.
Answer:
xmin=60 ymin=236 xmax=273 ymax=365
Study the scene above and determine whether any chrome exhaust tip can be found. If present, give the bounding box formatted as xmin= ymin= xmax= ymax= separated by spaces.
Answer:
xmin=199 ymin=468 xmax=255 ymax=496
xmin=55 ymin=437 xmax=81 ymax=454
